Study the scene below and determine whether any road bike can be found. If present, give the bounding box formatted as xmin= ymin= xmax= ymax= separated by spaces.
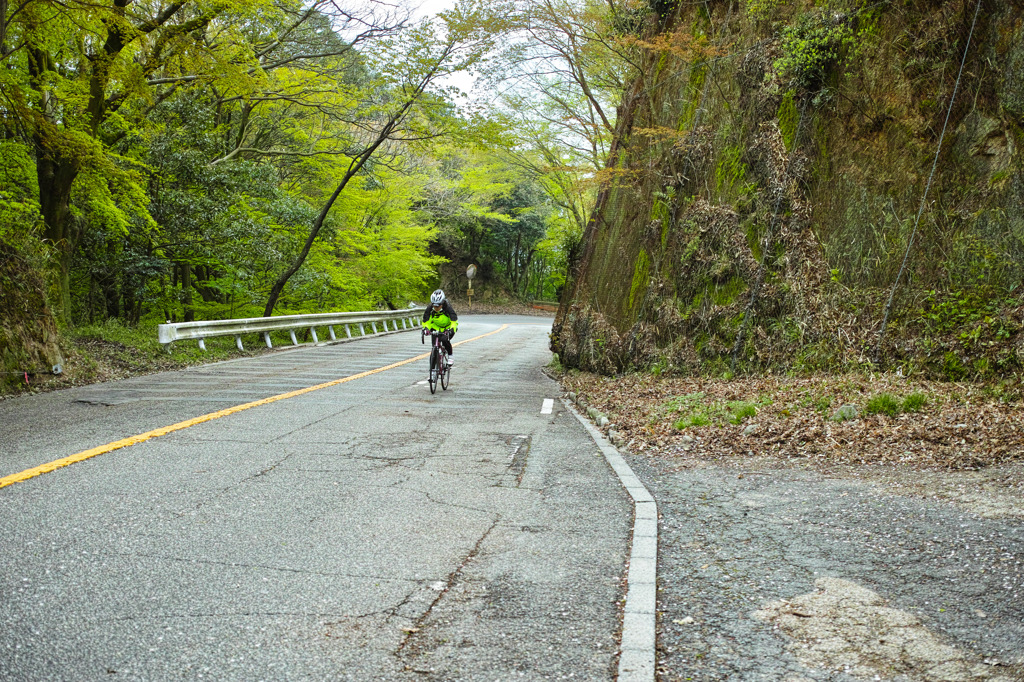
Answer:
xmin=422 ymin=328 xmax=452 ymax=393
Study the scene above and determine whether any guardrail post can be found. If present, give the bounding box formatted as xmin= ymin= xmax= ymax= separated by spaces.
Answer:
xmin=264 ymin=332 xmax=273 ymax=348
xmin=371 ymin=322 xmax=378 ymax=334
xmin=310 ymin=327 xmax=319 ymax=344
xmin=359 ymin=323 xmax=365 ymax=336
xmin=198 ymin=339 xmax=206 ymax=351
xmin=328 ymin=326 xmax=336 ymax=341
xmin=235 ymin=335 xmax=244 ymax=351
xmin=345 ymin=325 xmax=351 ymax=338
xmin=289 ymin=330 xmax=298 ymax=346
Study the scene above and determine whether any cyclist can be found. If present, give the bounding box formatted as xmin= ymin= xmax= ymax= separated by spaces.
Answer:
xmin=422 ymin=289 xmax=459 ymax=363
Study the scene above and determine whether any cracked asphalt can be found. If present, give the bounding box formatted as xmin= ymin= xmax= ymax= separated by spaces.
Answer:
xmin=625 ymin=452 xmax=1024 ymax=682
xmin=5 ymin=314 xmax=1021 ymax=682
xmin=0 ymin=317 xmax=631 ymax=680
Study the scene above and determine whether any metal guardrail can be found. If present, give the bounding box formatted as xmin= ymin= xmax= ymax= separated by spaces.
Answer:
xmin=158 ymin=308 xmax=426 ymax=351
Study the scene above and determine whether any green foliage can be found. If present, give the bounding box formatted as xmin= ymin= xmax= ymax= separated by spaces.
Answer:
xmin=902 ymin=392 xmax=927 ymax=412
xmin=774 ymin=7 xmax=858 ymax=88
xmin=1 ymin=0 xmax=522 ymax=329
xmin=649 ymin=357 xmax=670 ymax=375
xmin=67 ymin=318 xmax=320 ymax=375
xmin=654 ymin=392 xmax=704 ymax=419
xmin=425 ymin=148 xmax=559 ymax=299
xmin=674 ymin=412 xmax=712 ymax=429
xmin=865 ymin=392 xmax=900 ymax=417
xmin=747 ymin=0 xmax=785 ymax=22
xmin=777 ymin=90 xmax=799 ymax=150
xmin=0 ymin=142 xmax=43 ymax=245
xmin=715 ymin=145 xmax=747 ymax=193
xmin=942 ymin=352 xmax=967 ymax=381
xmin=920 ymin=290 xmax=1016 ymax=344
xmin=863 ymin=391 xmax=931 ymax=416
xmin=548 ymin=352 xmax=564 ymax=372
xmin=711 ymin=277 xmax=746 ymax=305
xmin=726 ymin=401 xmax=758 ymax=424
xmin=658 ymin=392 xmax=766 ymax=429
xmin=945 ymin=231 xmax=1018 ymax=293
xmin=811 ymin=394 xmax=833 ymax=414
xmin=678 ymin=65 xmax=708 ymax=131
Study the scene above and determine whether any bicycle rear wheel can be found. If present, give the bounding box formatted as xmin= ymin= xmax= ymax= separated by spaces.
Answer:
xmin=440 ymin=353 xmax=450 ymax=390
xmin=428 ymin=347 xmax=439 ymax=394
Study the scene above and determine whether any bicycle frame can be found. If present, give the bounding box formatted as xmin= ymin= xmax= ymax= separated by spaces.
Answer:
xmin=422 ymin=328 xmax=451 ymax=393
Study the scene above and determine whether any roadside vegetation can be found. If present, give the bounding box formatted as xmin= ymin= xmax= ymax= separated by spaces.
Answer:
xmin=3 ymin=298 xmax=550 ymax=397
xmin=560 ymin=369 xmax=1024 ymax=471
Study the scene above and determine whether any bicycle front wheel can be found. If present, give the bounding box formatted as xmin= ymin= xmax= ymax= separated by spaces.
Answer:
xmin=428 ymin=347 xmax=439 ymax=394
xmin=440 ymin=354 xmax=450 ymax=390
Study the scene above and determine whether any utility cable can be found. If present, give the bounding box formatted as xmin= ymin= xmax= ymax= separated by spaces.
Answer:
xmin=873 ymin=0 xmax=983 ymax=366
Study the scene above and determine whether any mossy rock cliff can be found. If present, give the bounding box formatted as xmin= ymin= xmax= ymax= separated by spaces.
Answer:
xmin=1 ymin=242 xmax=64 ymax=390
xmin=553 ymin=0 xmax=1024 ymax=380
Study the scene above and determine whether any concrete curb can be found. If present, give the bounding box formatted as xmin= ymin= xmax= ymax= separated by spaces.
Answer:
xmin=563 ymin=398 xmax=657 ymax=681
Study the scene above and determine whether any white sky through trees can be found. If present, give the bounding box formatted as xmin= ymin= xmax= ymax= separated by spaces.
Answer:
xmin=410 ymin=0 xmax=481 ymax=97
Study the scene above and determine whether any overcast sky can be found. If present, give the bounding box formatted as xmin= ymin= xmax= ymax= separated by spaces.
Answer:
xmin=408 ymin=0 xmax=482 ymax=98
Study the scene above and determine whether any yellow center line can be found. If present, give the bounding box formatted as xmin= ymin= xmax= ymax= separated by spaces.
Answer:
xmin=0 ymin=324 xmax=509 ymax=490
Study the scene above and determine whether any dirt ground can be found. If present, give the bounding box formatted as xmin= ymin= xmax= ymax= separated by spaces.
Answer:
xmin=560 ymin=371 xmax=1024 ymax=518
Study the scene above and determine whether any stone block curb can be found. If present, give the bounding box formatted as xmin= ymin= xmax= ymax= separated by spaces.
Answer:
xmin=563 ymin=397 xmax=657 ymax=682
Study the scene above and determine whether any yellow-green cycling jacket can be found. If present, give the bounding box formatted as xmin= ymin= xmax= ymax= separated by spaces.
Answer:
xmin=422 ymin=300 xmax=459 ymax=333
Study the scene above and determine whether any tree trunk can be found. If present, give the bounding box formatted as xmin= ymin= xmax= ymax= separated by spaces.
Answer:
xmin=35 ymin=141 xmax=80 ymax=324
xmin=261 ymin=50 xmax=448 ymax=316
xmin=180 ymin=262 xmax=194 ymax=322
xmin=25 ymin=0 xmax=138 ymax=324
xmin=264 ymin=135 xmax=394 ymax=315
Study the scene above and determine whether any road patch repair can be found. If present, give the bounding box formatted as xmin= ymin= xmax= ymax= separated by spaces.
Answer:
xmin=754 ymin=577 xmax=1016 ymax=682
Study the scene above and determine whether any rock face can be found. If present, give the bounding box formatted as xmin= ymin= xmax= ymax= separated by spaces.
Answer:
xmin=552 ymin=0 xmax=1024 ymax=378
xmin=830 ymin=404 xmax=860 ymax=422
xmin=0 ymin=242 xmax=63 ymax=389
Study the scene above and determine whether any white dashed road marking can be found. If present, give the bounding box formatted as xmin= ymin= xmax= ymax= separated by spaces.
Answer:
xmin=541 ymin=398 xmax=554 ymax=414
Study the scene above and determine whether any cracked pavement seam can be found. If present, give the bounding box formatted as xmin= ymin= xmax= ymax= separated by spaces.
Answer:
xmin=394 ymin=515 xmax=501 ymax=659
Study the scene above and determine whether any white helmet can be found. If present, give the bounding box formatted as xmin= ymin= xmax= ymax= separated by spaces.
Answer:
xmin=430 ymin=289 xmax=445 ymax=306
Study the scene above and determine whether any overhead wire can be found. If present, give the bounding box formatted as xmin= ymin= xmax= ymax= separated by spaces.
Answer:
xmin=873 ymin=0 xmax=984 ymax=366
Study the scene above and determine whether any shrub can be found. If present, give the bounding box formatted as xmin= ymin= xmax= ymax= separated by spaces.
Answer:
xmin=774 ymin=8 xmax=857 ymax=88
xmin=727 ymin=401 xmax=758 ymax=424
xmin=675 ymin=412 xmax=712 ymax=429
xmin=747 ymin=0 xmax=783 ymax=22
xmin=902 ymin=392 xmax=927 ymax=412
xmin=865 ymin=393 xmax=900 ymax=417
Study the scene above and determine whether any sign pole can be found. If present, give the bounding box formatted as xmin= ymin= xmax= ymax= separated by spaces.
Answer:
xmin=466 ymin=264 xmax=477 ymax=311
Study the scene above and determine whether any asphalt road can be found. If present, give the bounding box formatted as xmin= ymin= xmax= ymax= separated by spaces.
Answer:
xmin=627 ymin=451 xmax=1024 ymax=682
xmin=0 ymin=316 xmax=632 ymax=681
xmin=6 ymin=314 xmax=1020 ymax=682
